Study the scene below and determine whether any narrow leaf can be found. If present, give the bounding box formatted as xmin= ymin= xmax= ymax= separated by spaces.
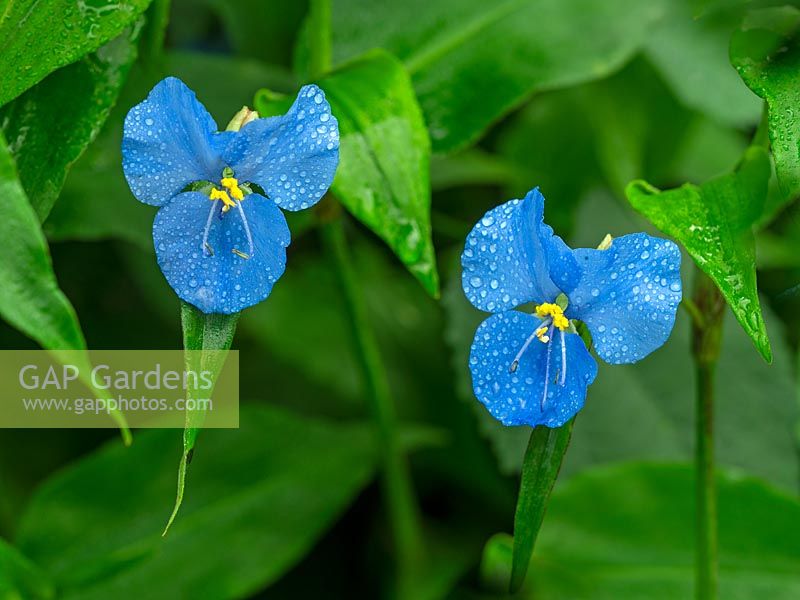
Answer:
xmin=0 ymin=130 xmax=85 ymax=350
xmin=626 ymin=146 xmax=772 ymax=362
xmin=510 ymin=420 xmax=574 ymax=592
xmin=255 ymin=49 xmax=438 ymax=296
xmin=0 ymin=0 xmax=151 ymax=106
xmin=164 ymin=302 xmax=238 ymax=534
xmin=730 ymin=6 xmax=800 ymax=199
xmin=0 ymin=23 xmax=142 ymax=220
xmin=0 ymin=130 xmax=130 ymax=440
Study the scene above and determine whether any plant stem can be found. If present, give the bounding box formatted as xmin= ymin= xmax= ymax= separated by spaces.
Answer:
xmin=307 ymin=0 xmax=423 ymax=580
xmin=321 ymin=216 xmax=424 ymax=576
xmin=140 ymin=0 xmax=171 ymax=67
xmin=307 ymin=0 xmax=332 ymax=80
xmin=510 ymin=420 xmax=574 ymax=592
xmin=691 ymin=269 xmax=725 ymax=600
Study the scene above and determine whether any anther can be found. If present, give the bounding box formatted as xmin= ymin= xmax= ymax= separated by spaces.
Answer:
xmin=232 ymin=248 xmax=251 ymax=259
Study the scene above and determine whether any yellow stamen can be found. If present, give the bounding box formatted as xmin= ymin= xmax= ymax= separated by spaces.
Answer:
xmin=534 ymin=302 xmax=570 ymax=331
xmin=209 ymin=188 xmax=236 ymax=209
xmin=221 ymin=177 xmax=245 ymax=201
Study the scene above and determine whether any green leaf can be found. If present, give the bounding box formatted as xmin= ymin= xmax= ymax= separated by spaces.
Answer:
xmin=0 ymin=131 xmax=131 ymax=439
xmin=444 ymin=194 xmax=798 ymax=490
xmin=509 ymin=422 xmax=573 ymax=592
xmin=15 ymin=406 xmax=382 ymax=599
xmin=504 ymin=463 xmax=800 ymax=598
xmin=730 ymin=6 xmax=800 ymax=199
xmin=0 ymin=537 xmax=54 ymax=600
xmin=163 ymin=303 xmax=238 ymax=534
xmin=0 ymin=0 xmax=151 ymax=107
xmin=626 ymin=146 xmax=772 ymax=362
xmin=0 ymin=130 xmax=85 ymax=350
xmin=644 ymin=0 xmax=761 ymax=128
xmin=331 ymin=0 xmax=666 ymax=153
xmin=256 ymin=49 xmax=438 ymax=296
xmin=0 ymin=23 xmax=142 ymax=221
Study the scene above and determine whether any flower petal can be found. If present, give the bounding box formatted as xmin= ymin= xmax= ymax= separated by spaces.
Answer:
xmin=153 ymin=192 xmax=290 ymax=314
xmin=461 ymin=189 xmax=561 ymax=313
xmin=553 ymin=233 xmax=682 ymax=364
xmin=469 ymin=311 xmax=597 ymax=428
xmin=122 ymin=77 xmax=228 ymax=206
xmin=223 ymin=84 xmax=339 ymax=212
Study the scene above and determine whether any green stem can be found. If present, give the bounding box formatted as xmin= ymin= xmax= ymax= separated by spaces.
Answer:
xmin=321 ymin=216 xmax=424 ymax=575
xmin=139 ymin=0 xmax=171 ymax=67
xmin=510 ymin=420 xmax=574 ymax=592
xmin=306 ymin=0 xmax=423 ymax=579
xmin=307 ymin=0 xmax=333 ymax=79
xmin=691 ymin=269 xmax=725 ymax=600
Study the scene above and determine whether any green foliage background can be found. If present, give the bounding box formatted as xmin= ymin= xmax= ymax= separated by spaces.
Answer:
xmin=1 ymin=0 xmax=800 ymax=598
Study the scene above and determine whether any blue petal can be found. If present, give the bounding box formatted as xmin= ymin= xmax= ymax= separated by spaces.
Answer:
xmin=461 ymin=189 xmax=561 ymax=313
xmin=222 ymin=85 xmax=339 ymax=212
xmin=553 ymin=233 xmax=682 ymax=364
xmin=469 ymin=311 xmax=597 ymax=428
xmin=123 ymin=77 xmax=229 ymax=206
xmin=153 ymin=192 xmax=290 ymax=314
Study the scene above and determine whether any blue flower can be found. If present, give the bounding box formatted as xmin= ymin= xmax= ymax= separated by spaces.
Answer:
xmin=462 ymin=189 xmax=682 ymax=428
xmin=122 ymin=77 xmax=339 ymax=314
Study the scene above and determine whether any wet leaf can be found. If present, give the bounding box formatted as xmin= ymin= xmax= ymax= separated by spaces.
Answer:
xmin=627 ymin=146 xmax=772 ymax=361
xmin=0 ymin=130 xmax=86 ymax=351
xmin=255 ymin=49 xmax=438 ymax=296
xmin=332 ymin=0 xmax=666 ymax=153
xmin=0 ymin=23 xmax=142 ymax=220
xmin=0 ymin=0 xmax=151 ymax=107
xmin=731 ymin=6 xmax=800 ymax=199
xmin=163 ymin=303 xmax=239 ymax=534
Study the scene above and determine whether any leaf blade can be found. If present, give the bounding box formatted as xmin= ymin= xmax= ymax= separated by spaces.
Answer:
xmin=0 ymin=23 xmax=142 ymax=220
xmin=163 ymin=302 xmax=239 ymax=534
xmin=331 ymin=0 xmax=667 ymax=153
xmin=730 ymin=6 xmax=800 ymax=199
xmin=626 ymin=147 xmax=772 ymax=362
xmin=0 ymin=0 xmax=151 ymax=106
xmin=255 ymin=49 xmax=438 ymax=296
xmin=16 ymin=406 xmax=382 ymax=599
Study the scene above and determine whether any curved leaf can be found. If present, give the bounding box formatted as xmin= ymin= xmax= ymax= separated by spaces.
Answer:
xmin=0 ymin=23 xmax=142 ymax=220
xmin=0 ymin=0 xmax=151 ymax=107
xmin=626 ymin=147 xmax=772 ymax=361
xmin=16 ymin=406 xmax=381 ymax=599
xmin=255 ymin=49 xmax=438 ymax=296
xmin=332 ymin=0 xmax=667 ymax=152
xmin=0 ymin=131 xmax=85 ymax=351
xmin=731 ymin=6 xmax=800 ymax=199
